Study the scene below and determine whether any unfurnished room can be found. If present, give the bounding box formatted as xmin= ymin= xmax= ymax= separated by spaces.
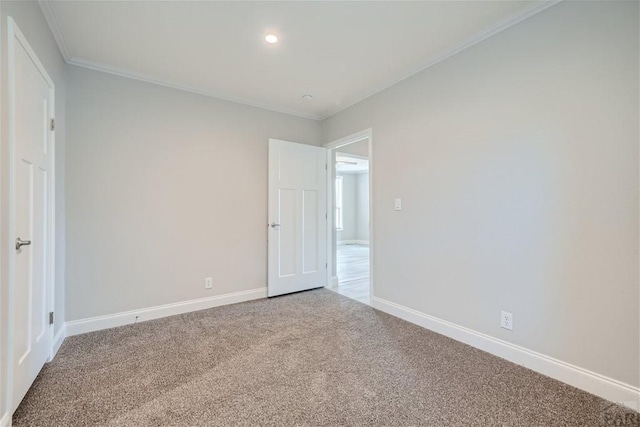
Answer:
xmin=0 ymin=1 xmax=639 ymax=426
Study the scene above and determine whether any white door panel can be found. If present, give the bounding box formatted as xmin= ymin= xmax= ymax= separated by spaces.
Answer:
xmin=268 ymin=139 xmax=327 ymax=297
xmin=9 ymin=19 xmax=54 ymax=413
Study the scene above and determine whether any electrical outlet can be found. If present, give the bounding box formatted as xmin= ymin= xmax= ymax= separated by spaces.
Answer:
xmin=205 ymin=277 xmax=213 ymax=289
xmin=501 ymin=311 xmax=513 ymax=330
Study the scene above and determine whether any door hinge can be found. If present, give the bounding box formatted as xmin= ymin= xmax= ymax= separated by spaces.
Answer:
xmin=325 ymin=262 xmax=327 ymax=269
xmin=49 ymin=311 xmax=54 ymax=325
xmin=325 ymin=164 xmax=327 ymax=170
xmin=50 ymin=118 xmax=55 ymax=131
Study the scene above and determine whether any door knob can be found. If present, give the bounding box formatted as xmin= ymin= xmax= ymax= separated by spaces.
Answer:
xmin=16 ymin=237 xmax=31 ymax=250
xmin=270 ymin=222 xmax=281 ymax=228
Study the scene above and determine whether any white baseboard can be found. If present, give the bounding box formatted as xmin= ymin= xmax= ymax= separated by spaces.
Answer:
xmin=0 ymin=411 xmax=11 ymax=427
xmin=372 ymin=296 xmax=640 ymax=411
xmin=51 ymin=324 xmax=66 ymax=358
xmin=330 ymin=276 xmax=338 ymax=286
xmin=337 ymin=240 xmax=369 ymax=245
xmin=66 ymin=287 xmax=267 ymax=336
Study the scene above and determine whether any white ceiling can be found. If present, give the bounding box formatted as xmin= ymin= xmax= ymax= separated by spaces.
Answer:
xmin=41 ymin=1 xmax=550 ymax=120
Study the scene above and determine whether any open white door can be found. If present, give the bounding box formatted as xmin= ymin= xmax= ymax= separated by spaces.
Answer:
xmin=8 ymin=18 xmax=55 ymax=412
xmin=268 ymin=139 xmax=327 ymax=297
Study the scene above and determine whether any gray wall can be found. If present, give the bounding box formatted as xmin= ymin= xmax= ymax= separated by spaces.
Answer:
xmin=0 ymin=0 xmax=67 ymax=418
xmin=336 ymin=173 xmax=357 ymax=242
xmin=356 ymin=173 xmax=369 ymax=242
xmin=337 ymin=172 xmax=369 ymax=244
xmin=65 ymin=66 xmax=322 ymax=321
xmin=338 ymin=139 xmax=368 ymax=158
xmin=322 ymin=1 xmax=639 ymax=387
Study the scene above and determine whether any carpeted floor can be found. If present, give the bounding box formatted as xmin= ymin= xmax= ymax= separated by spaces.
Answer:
xmin=13 ymin=289 xmax=638 ymax=426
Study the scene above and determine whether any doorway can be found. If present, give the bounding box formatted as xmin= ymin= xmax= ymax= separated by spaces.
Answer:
xmin=324 ymin=130 xmax=372 ymax=305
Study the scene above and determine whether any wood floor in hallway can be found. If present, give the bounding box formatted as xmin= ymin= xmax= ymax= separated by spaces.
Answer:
xmin=331 ymin=244 xmax=370 ymax=304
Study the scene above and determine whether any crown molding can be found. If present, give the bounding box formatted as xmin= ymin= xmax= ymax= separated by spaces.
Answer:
xmin=318 ymin=0 xmax=562 ymax=121
xmin=40 ymin=0 xmax=561 ymax=122
xmin=38 ymin=0 xmax=73 ymax=61
xmin=67 ymin=57 xmax=322 ymax=120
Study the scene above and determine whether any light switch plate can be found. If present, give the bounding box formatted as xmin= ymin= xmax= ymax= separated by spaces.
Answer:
xmin=394 ymin=198 xmax=402 ymax=211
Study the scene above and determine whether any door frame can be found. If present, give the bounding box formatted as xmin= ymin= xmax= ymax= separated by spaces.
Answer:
xmin=5 ymin=16 xmax=57 ymax=413
xmin=324 ymin=128 xmax=373 ymax=303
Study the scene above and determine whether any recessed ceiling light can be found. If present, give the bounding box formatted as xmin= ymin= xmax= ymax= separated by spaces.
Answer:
xmin=302 ymin=94 xmax=313 ymax=100
xmin=265 ymin=34 xmax=278 ymax=44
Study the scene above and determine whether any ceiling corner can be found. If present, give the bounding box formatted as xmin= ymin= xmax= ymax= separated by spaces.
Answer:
xmin=318 ymin=0 xmax=562 ymax=122
xmin=66 ymin=57 xmax=323 ymax=121
xmin=38 ymin=0 xmax=73 ymax=62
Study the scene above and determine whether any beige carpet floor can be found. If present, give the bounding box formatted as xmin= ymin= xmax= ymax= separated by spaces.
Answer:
xmin=13 ymin=289 xmax=638 ymax=426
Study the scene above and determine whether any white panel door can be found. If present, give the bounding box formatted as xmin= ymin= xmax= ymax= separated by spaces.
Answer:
xmin=9 ymin=19 xmax=54 ymax=412
xmin=268 ymin=139 xmax=327 ymax=297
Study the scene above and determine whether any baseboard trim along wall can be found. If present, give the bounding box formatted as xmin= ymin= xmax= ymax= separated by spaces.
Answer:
xmin=66 ymin=287 xmax=268 ymax=336
xmin=0 ymin=412 xmax=11 ymax=427
xmin=372 ymin=296 xmax=640 ymax=411
xmin=52 ymin=324 xmax=66 ymax=358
